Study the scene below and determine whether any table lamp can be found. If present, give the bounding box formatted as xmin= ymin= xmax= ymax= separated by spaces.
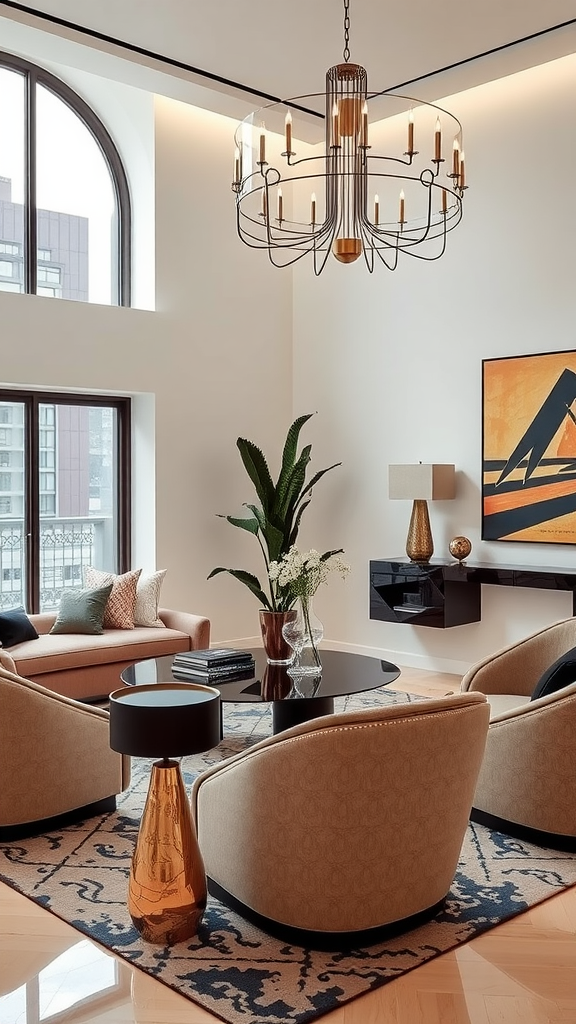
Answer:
xmin=109 ymin=682 xmax=221 ymax=946
xmin=388 ymin=463 xmax=455 ymax=562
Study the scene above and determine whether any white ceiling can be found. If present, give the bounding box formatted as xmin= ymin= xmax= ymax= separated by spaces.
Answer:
xmin=2 ymin=0 xmax=576 ymax=118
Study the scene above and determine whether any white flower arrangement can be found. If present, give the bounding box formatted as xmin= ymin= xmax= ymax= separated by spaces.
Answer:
xmin=268 ymin=546 xmax=350 ymax=601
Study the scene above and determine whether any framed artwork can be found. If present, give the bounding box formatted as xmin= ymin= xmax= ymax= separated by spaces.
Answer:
xmin=482 ymin=350 xmax=576 ymax=544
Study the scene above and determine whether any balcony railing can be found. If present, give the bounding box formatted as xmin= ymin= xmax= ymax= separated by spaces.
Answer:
xmin=0 ymin=515 xmax=113 ymax=611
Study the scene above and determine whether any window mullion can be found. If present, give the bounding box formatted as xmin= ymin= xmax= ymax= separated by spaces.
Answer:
xmin=26 ymin=397 xmax=40 ymax=611
xmin=24 ymin=68 xmax=38 ymax=295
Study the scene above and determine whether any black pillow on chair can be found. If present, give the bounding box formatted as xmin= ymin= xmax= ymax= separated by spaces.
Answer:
xmin=0 ymin=607 xmax=39 ymax=647
xmin=531 ymin=646 xmax=576 ymax=701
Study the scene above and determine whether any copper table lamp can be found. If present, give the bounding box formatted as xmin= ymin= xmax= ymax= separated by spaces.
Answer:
xmin=389 ymin=463 xmax=455 ymax=562
xmin=109 ymin=682 xmax=221 ymax=946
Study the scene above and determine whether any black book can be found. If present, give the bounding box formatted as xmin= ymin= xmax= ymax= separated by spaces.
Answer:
xmin=173 ymin=647 xmax=253 ymax=668
xmin=172 ymin=658 xmax=255 ymax=677
xmin=172 ymin=665 xmax=255 ymax=684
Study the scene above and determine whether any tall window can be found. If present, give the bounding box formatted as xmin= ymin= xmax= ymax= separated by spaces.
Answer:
xmin=0 ymin=53 xmax=131 ymax=305
xmin=0 ymin=390 xmax=131 ymax=613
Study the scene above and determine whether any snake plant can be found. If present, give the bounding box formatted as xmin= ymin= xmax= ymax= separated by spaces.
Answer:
xmin=208 ymin=413 xmax=341 ymax=611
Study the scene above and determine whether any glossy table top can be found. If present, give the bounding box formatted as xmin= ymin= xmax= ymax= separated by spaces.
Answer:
xmin=121 ymin=648 xmax=400 ymax=703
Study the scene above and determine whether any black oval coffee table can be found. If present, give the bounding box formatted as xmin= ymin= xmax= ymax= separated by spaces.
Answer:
xmin=121 ymin=648 xmax=400 ymax=734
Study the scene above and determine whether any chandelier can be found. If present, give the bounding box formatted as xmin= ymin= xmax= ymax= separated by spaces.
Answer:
xmin=231 ymin=0 xmax=467 ymax=274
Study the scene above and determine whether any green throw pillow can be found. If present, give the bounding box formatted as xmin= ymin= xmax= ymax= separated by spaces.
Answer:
xmin=50 ymin=584 xmax=113 ymax=635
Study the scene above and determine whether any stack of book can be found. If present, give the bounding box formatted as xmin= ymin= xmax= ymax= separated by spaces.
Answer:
xmin=172 ymin=648 xmax=255 ymax=683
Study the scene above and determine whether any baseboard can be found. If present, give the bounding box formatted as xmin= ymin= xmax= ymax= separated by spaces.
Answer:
xmin=213 ymin=636 xmax=468 ymax=676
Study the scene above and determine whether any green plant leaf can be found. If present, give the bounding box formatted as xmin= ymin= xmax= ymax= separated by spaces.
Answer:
xmin=261 ymin=521 xmax=285 ymax=564
xmin=295 ymin=462 xmax=342 ymax=507
xmin=278 ymin=445 xmax=312 ymax=522
xmin=244 ymin=504 xmax=266 ymax=533
xmin=237 ymin=438 xmax=275 ymax=515
xmin=320 ymin=548 xmax=344 ymax=561
xmin=206 ymin=567 xmax=272 ymax=610
xmin=275 ymin=413 xmax=314 ymax=509
xmin=220 ymin=514 xmax=260 ymax=535
xmin=288 ymin=499 xmax=311 ymax=547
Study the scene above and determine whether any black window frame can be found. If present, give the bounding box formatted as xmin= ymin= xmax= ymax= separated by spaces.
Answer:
xmin=0 ymin=388 xmax=131 ymax=613
xmin=0 ymin=50 xmax=131 ymax=306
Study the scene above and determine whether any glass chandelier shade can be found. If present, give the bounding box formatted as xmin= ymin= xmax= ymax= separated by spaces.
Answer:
xmin=231 ymin=7 xmax=467 ymax=274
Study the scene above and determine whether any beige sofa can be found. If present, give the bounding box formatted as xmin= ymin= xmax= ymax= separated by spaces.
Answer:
xmin=0 ymin=608 xmax=210 ymax=702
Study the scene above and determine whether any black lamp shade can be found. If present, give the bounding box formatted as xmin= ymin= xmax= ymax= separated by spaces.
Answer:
xmin=109 ymin=683 xmax=221 ymax=758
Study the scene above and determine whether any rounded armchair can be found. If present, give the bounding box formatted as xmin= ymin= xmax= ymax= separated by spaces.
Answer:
xmin=461 ymin=617 xmax=576 ymax=849
xmin=192 ymin=692 xmax=489 ymax=946
xmin=0 ymin=663 xmax=130 ymax=840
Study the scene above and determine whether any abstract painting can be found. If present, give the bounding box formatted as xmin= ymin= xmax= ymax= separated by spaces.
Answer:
xmin=482 ymin=350 xmax=576 ymax=543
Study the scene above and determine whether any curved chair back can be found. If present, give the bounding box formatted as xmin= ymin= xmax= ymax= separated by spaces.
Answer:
xmin=192 ymin=692 xmax=489 ymax=940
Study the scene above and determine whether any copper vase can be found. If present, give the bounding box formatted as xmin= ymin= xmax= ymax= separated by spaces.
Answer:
xmin=259 ymin=609 xmax=297 ymax=664
xmin=406 ymin=499 xmax=434 ymax=562
xmin=128 ymin=759 xmax=206 ymax=945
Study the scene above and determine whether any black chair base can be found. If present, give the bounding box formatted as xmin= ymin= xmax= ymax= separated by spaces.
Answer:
xmin=471 ymin=807 xmax=576 ymax=852
xmin=0 ymin=795 xmax=116 ymax=842
xmin=207 ymin=877 xmax=445 ymax=951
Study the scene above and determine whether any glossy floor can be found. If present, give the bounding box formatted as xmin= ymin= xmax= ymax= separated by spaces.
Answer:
xmin=1 ymin=666 xmax=575 ymax=1024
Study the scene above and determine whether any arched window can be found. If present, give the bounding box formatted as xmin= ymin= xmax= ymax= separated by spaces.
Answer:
xmin=0 ymin=52 xmax=131 ymax=305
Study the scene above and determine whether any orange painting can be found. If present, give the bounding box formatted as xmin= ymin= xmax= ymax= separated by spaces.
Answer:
xmin=482 ymin=351 xmax=576 ymax=544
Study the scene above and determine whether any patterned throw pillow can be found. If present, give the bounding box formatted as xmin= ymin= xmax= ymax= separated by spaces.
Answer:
xmin=84 ymin=567 xmax=142 ymax=629
xmin=134 ymin=569 xmax=167 ymax=627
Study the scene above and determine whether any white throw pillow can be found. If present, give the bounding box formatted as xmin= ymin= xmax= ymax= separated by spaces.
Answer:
xmin=134 ymin=569 xmax=167 ymax=627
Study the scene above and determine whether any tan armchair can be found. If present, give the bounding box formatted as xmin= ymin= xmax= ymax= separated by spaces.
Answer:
xmin=461 ymin=617 xmax=576 ymax=847
xmin=192 ymin=692 xmax=489 ymax=946
xmin=0 ymin=663 xmax=130 ymax=840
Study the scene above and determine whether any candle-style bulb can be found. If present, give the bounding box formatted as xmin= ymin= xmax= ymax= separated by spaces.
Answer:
xmin=233 ymin=146 xmax=240 ymax=183
xmin=374 ymin=193 xmax=380 ymax=225
xmin=259 ymin=121 xmax=266 ymax=164
xmin=361 ymin=100 xmax=368 ymax=146
xmin=310 ymin=191 xmax=316 ymax=226
xmin=434 ymin=116 xmax=442 ymax=162
xmin=452 ymin=138 xmax=460 ymax=178
xmin=460 ymin=151 xmax=466 ymax=188
xmin=399 ymin=189 xmax=405 ymax=224
xmin=277 ymin=187 xmax=283 ymax=222
xmin=407 ymin=108 xmax=414 ymax=153
xmin=332 ymin=102 xmax=340 ymax=145
xmin=284 ymin=110 xmax=292 ymax=155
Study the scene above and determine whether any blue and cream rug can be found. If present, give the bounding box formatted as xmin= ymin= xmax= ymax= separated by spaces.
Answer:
xmin=2 ymin=689 xmax=576 ymax=1024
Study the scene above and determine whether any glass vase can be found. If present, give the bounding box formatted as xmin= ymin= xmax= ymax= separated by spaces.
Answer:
xmin=281 ymin=595 xmax=323 ymax=677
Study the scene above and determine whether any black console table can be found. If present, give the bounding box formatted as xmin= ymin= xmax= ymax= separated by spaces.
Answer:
xmin=370 ymin=558 xmax=576 ymax=628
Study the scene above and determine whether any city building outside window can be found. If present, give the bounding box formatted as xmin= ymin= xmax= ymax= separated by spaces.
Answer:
xmin=0 ymin=52 xmax=131 ymax=305
xmin=0 ymin=391 xmax=131 ymax=612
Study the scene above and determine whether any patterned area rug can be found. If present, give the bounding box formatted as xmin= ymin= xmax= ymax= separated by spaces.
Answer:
xmin=2 ymin=688 xmax=576 ymax=1024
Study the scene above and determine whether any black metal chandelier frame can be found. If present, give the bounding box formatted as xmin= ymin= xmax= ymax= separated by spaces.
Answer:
xmin=232 ymin=1 xmax=468 ymax=274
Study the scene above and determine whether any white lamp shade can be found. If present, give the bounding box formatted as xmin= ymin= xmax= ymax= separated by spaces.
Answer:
xmin=389 ymin=464 xmax=455 ymax=501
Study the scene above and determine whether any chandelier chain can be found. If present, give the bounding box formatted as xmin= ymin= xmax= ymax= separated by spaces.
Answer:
xmin=343 ymin=0 xmax=351 ymax=62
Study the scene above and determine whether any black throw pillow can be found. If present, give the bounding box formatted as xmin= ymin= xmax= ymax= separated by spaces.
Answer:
xmin=531 ymin=645 xmax=576 ymax=701
xmin=0 ymin=607 xmax=39 ymax=647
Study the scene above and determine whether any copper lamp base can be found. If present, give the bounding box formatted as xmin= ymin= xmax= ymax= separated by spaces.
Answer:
xmin=406 ymin=499 xmax=434 ymax=562
xmin=129 ymin=759 xmax=207 ymax=945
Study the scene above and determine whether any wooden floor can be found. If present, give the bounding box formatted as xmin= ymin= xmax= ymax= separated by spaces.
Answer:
xmin=1 ymin=666 xmax=575 ymax=1024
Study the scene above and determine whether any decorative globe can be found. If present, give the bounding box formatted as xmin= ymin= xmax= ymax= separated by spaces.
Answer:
xmin=449 ymin=536 xmax=472 ymax=562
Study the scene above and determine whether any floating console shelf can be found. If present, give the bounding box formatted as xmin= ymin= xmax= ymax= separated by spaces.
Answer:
xmin=370 ymin=558 xmax=576 ymax=628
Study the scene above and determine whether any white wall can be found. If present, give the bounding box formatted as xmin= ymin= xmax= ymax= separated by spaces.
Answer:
xmin=3 ymin=36 xmax=576 ymax=670
xmin=0 ymin=83 xmax=293 ymax=643
xmin=292 ymin=54 xmax=576 ymax=673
